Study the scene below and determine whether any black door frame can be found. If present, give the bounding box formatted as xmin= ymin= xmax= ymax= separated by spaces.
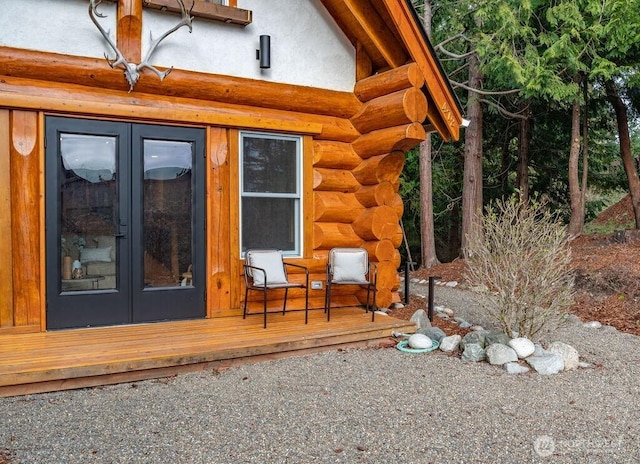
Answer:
xmin=45 ymin=117 xmax=206 ymax=329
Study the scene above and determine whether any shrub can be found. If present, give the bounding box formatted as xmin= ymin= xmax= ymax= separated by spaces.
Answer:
xmin=463 ymin=196 xmax=574 ymax=340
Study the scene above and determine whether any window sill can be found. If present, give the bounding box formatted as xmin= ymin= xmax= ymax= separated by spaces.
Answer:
xmin=143 ymin=0 xmax=252 ymax=26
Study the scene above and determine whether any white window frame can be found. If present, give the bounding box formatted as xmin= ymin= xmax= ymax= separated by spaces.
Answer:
xmin=239 ymin=131 xmax=303 ymax=257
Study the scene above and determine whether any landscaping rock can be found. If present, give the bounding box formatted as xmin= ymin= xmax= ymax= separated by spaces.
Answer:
xmin=459 ymin=321 xmax=473 ymax=329
xmin=461 ymin=343 xmax=486 ymax=362
xmin=410 ymin=309 xmax=431 ymax=330
xmin=508 ymin=338 xmax=536 ymax=359
xmin=486 ymin=344 xmax=518 ymax=365
xmin=418 ymin=327 xmax=446 ymax=342
xmin=504 ymin=362 xmax=530 ymax=374
xmin=470 ymin=325 xmax=485 ymax=331
xmin=584 ymin=321 xmax=602 ymax=329
xmin=533 ymin=344 xmax=547 ymax=357
xmin=461 ymin=330 xmax=490 ymax=350
xmin=485 ymin=331 xmax=511 ymax=347
xmin=440 ymin=307 xmax=455 ymax=316
xmin=439 ymin=335 xmax=462 ymax=353
xmin=435 ymin=313 xmax=450 ymax=320
xmin=408 ymin=333 xmax=433 ymax=349
xmin=547 ymin=341 xmax=579 ymax=371
xmin=526 ymin=353 xmax=564 ymax=375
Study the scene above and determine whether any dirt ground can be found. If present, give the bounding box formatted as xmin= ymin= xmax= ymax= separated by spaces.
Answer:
xmin=388 ymin=195 xmax=640 ymax=337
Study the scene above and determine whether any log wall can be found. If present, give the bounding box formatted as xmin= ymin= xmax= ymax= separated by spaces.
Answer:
xmin=312 ymin=63 xmax=427 ymax=308
xmin=0 ymin=54 xmax=429 ymax=327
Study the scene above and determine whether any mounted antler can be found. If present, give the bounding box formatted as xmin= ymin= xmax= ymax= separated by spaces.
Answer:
xmin=88 ymin=0 xmax=193 ymax=91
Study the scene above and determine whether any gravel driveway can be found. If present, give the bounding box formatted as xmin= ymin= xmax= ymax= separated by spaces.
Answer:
xmin=1 ymin=286 xmax=639 ymax=463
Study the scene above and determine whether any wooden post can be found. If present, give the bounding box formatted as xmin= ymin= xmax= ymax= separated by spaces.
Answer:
xmin=9 ymin=110 xmax=41 ymax=327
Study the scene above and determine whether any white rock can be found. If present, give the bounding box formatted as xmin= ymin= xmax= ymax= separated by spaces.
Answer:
xmin=486 ymin=344 xmax=518 ymax=365
xmin=453 ymin=316 xmax=466 ymax=323
xmin=459 ymin=321 xmax=473 ymax=329
xmin=445 ymin=281 xmax=459 ymax=287
xmin=526 ymin=354 xmax=564 ymax=375
xmin=583 ymin=320 xmax=602 ymax=329
xmin=410 ymin=278 xmax=421 ymax=284
xmin=547 ymin=341 xmax=579 ymax=371
xmin=441 ymin=307 xmax=455 ymax=316
xmin=439 ymin=335 xmax=462 ymax=353
xmin=435 ymin=313 xmax=449 ymax=320
xmin=408 ymin=333 xmax=433 ymax=349
xmin=471 ymin=325 xmax=485 ymax=331
xmin=419 ymin=279 xmax=429 ymax=285
xmin=504 ymin=362 xmax=530 ymax=374
xmin=508 ymin=337 xmax=536 ymax=359
xmin=391 ymin=302 xmax=405 ymax=309
xmin=578 ymin=361 xmax=594 ymax=369
xmin=433 ymin=305 xmax=445 ymax=312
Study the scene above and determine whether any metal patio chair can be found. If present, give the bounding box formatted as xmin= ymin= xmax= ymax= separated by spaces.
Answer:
xmin=324 ymin=247 xmax=377 ymax=322
xmin=243 ymin=249 xmax=309 ymax=328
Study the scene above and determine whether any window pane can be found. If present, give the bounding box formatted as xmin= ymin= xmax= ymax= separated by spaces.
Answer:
xmin=143 ymin=140 xmax=193 ymax=287
xmin=242 ymin=197 xmax=296 ymax=251
xmin=243 ymin=137 xmax=298 ymax=193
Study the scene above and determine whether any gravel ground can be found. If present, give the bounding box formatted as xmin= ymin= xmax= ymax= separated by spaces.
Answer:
xmin=1 ymin=286 xmax=639 ymax=464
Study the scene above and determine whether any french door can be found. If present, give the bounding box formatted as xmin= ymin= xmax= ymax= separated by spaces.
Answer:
xmin=45 ymin=117 xmax=206 ymax=329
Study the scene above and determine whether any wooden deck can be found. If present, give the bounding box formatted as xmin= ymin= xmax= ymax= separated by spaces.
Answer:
xmin=0 ymin=307 xmax=415 ymax=397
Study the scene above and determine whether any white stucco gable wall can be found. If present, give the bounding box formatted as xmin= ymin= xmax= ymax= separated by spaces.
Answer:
xmin=0 ymin=0 xmax=115 ymax=59
xmin=0 ymin=0 xmax=356 ymax=92
xmin=145 ymin=0 xmax=356 ymax=91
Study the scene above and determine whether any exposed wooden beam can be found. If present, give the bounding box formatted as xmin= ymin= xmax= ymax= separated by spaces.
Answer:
xmin=320 ymin=0 xmax=408 ymax=70
xmin=379 ymin=0 xmax=461 ymax=141
xmin=117 ymin=0 xmax=143 ymax=63
xmin=0 ymin=47 xmax=361 ymax=120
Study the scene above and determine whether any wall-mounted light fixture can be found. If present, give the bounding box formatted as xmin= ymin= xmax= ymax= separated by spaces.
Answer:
xmin=256 ymin=35 xmax=271 ymax=69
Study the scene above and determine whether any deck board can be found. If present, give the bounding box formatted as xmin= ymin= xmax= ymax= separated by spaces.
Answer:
xmin=0 ymin=308 xmax=415 ymax=396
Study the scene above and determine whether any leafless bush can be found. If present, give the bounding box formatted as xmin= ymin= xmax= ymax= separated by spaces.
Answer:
xmin=464 ymin=196 xmax=574 ymax=340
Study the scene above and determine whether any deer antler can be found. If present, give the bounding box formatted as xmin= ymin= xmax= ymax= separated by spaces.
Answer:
xmin=88 ymin=0 xmax=193 ymax=92
xmin=138 ymin=0 xmax=193 ymax=81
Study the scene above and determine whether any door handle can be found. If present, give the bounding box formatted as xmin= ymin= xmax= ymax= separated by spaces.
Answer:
xmin=114 ymin=233 xmax=126 ymax=238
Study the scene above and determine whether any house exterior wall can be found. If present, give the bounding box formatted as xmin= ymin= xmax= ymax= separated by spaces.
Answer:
xmin=0 ymin=0 xmax=457 ymax=334
xmin=0 ymin=0 xmax=355 ymax=92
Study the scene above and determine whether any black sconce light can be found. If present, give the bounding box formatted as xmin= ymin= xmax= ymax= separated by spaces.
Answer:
xmin=256 ymin=35 xmax=271 ymax=69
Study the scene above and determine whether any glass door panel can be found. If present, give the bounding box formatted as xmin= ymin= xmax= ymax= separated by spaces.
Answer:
xmin=59 ymin=134 xmax=117 ymax=292
xmin=143 ymin=140 xmax=194 ymax=288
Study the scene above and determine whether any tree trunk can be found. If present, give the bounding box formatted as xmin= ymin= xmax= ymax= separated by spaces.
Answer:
xmin=606 ymin=80 xmax=640 ymax=229
xmin=419 ymin=133 xmax=440 ymax=267
xmin=567 ymin=91 xmax=585 ymax=237
xmin=516 ymin=102 xmax=531 ymax=201
xmin=460 ymin=52 xmax=483 ymax=256
xmin=417 ymin=0 xmax=440 ymax=268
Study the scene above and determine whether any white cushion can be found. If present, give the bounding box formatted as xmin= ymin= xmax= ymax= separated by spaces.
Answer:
xmin=248 ymin=251 xmax=288 ymax=286
xmin=332 ymin=249 xmax=368 ymax=282
xmin=80 ymin=247 xmax=112 ymax=263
